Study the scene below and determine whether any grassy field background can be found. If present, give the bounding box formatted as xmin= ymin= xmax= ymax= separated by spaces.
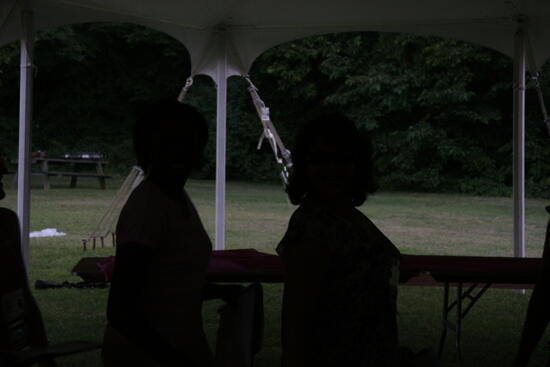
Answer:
xmin=2 ymin=176 xmax=550 ymax=366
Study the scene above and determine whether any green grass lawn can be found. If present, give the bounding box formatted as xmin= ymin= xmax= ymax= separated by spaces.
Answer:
xmin=2 ymin=176 xmax=550 ymax=366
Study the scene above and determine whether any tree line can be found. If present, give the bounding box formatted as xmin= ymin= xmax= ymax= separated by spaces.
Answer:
xmin=0 ymin=23 xmax=549 ymax=197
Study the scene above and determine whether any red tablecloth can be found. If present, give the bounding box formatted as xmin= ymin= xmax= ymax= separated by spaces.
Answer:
xmin=72 ymin=249 xmax=543 ymax=286
xmin=400 ymin=254 xmax=542 ymax=284
xmin=207 ymin=249 xmax=283 ymax=282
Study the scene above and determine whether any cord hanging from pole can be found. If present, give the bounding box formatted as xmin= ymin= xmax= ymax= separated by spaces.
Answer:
xmin=525 ymin=33 xmax=550 ymax=137
xmin=0 ymin=0 xmax=17 ymax=39
xmin=244 ymin=75 xmax=292 ymax=187
xmin=82 ymin=166 xmax=144 ymax=250
xmin=177 ymin=76 xmax=194 ymax=103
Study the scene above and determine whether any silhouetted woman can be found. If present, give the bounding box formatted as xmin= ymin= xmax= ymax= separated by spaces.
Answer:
xmin=278 ymin=113 xmax=401 ymax=367
xmin=514 ymin=206 xmax=550 ymax=367
xmin=103 ymin=101 xmax=212 ymax=367
xmin=0 ymin=156 xmax=55 ymax=366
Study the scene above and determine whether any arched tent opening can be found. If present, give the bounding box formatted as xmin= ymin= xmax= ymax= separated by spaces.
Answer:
xmin=1 ymin=0 xmax=550 ymax=265
xmin=247 ymin=31 xmax=548 ymax=192
xmin=1 ymin=21 xmax=200 ymax=250
xmin=243 ymin=27 xmax=549 ymax=256
xmin=0 ymin=18 xmax=200 ymax=263
xmin=245 ymin=31 xmax=550 ymax=254
xmin=0 ymin=22 xmax=193 ymax=164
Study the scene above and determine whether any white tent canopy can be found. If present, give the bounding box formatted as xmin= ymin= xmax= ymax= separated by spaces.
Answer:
xmin=1 ymin=0 xmax=549 ymax=262
xmin=2 ymin=0 xmax=550 ymax=77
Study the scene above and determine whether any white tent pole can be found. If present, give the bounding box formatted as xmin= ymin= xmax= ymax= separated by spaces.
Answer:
xmin=215 ymin=28 xmax=228 ymax=250
xmin=17 ymin=1 xmax=34 ymax=270
xmin=513 ymin=22 xmax=526 ymax=259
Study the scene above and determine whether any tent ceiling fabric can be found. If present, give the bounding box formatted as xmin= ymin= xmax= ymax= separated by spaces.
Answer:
xmin=1 ymin=0 xmax=550 ymax=78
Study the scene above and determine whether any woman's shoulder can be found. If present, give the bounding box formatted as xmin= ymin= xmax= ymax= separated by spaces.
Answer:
xmin=287 ymin=203 xmax=308 ymax=225
xmin=351 ymin=208 xmax=400 ymax=258
xmin=0 ymin=207 xmax=18 ymax=220
xmin=350 ymin=208 xmax=379 ymax=233
xmin=120 ymin=180 xmax=167 ymax=216
xmin=0 ymin=207 xmax=21 ymax=247
xmin=0 ymin=207 xmax=19 ymax=230
xmin=287 ymin=202 xmax=336 ymax=235
xmin=116 ymin=181 xmax=168 ymax=246
xmin=277 ymin=204 xmax=321 ymax=257
xmin=126 ymin=179 xmax=161 ymax=201
xmin=277 ymin=202 xmax=356 ymax=257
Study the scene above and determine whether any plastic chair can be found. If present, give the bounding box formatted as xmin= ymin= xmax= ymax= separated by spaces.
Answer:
xmin=0 ymin=208 xmax=100 ymax=366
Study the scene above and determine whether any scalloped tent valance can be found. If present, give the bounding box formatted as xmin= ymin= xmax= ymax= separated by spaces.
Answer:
xmin=1 ymin=0 xmax=550 ymax=79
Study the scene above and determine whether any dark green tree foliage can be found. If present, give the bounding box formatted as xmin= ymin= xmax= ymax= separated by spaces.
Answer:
xmin=0 ymin=43 xmax=20 ymax=156
xmin=0 ymin=23 xmax=191 ymax=172
xmin=0 ymin=25 xmax=549 ymax=196
xmin=251 ymin=33 xmax=549 ymax=196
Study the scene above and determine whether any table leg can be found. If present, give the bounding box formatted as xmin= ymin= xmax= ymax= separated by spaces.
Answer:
xmin=438 ymin=281 xmax=490 ymax=365
xmin=456 ymin=282 xmax=463 ymax=365
xmin=41 ymin=160 xmax=50 ymax=190
xmin=97 ymin=162 xmax=106 ymax=189
xmin=438 ymin=282 xmax=450 ymax=357
xmin=70 ymin=163 xmax=77 ymax=188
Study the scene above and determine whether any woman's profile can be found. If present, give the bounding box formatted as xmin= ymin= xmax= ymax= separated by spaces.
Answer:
xmin=102 ymin=100 xmax=213 ymax=367
xmin=278 ymin=112 xmax=401 ymax=367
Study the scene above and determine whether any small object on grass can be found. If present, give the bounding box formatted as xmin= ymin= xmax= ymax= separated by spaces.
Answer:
xmin=61 ymin=152 xmax=103 ymax=160
xmin=29 ymin=228 xmax=66 ymax=238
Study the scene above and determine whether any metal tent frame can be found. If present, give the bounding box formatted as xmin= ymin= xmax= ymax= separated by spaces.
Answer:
xmin=6 ymin=0 xmax=549 ymax=267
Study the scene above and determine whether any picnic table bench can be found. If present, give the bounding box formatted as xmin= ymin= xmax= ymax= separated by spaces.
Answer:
xmin=12 ymin=156 xmax=111 ymax=189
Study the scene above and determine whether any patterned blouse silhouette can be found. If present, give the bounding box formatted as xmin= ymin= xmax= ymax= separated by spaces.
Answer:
xmin=278 ymin=112 xmax=401 ymax=367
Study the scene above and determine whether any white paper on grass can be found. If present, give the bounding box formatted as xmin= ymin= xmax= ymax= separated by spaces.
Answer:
xmin=29 ymin=228 xmax=66 ymax=238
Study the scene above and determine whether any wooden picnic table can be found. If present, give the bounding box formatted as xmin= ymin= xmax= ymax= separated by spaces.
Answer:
xmin=12 ymin=157 xmax=111 ymax=190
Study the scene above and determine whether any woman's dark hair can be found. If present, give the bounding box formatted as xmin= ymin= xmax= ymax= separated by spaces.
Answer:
xmin=286 ymin=112 xmax=377 ymax=206
xmin=133 ymin=100 xmax=208 ymax=174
